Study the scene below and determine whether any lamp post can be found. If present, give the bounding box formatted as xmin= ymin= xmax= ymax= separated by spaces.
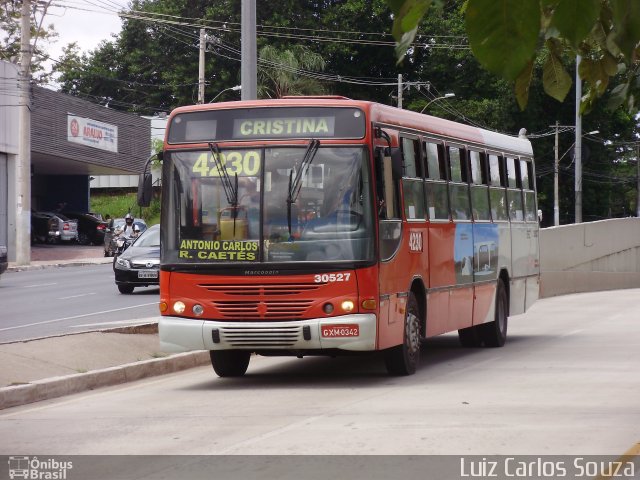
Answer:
xmin=209 ymin=85 xmax=242 ymax=103
xmin=419 ymin=93 xmax=455 ymax=114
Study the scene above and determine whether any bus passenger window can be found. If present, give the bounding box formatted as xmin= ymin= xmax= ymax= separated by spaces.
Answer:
xmin=450 ymin=184 xmax=471 ymax=220
xmin=506 ymin=157 xmax=518 ymax=188
xmin=402 ymin=137 xmax=422 ymax=178
xmin=489 ymin=154 xmax=504 ymax=187
xmin=521 ymin=159 xmax=537 ymax=222
xmin=425 ymin=181 xmax=449 ymax=220
xmin=425 ymin=142 xmax=443 ymax=180
xmin=470 ymin=151 xmax=490 ymax=221
xmin=403 ymin=179 xmax=425 ymax=220
xmin=448 ymin=146 xmax=464 ymax=182
xmin=507 ymin=158 xmax=524 ymax=222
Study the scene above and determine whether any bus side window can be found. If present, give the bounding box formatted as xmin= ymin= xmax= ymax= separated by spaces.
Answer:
xmin=401 ymin=137 xmax=425 ymax=220
xmin=488 ymin=154 xmax=508 ymax=221
xmin=424 ymin=142 xmax=449 ymax=220
xmin=470 ymin=150 xmax=490 ymax=221
xmin=506 ymin=157 xmax=524 ymax=222
xmin=448 ymin=145 xmax=471 ymax=221
xmin=375 ymin=148 xmax=401 ymax=220
xmin=521 ymin=159 xmax=537 ymax=222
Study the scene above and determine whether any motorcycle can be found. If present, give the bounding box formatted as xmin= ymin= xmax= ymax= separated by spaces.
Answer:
xmin=113 ymin=232 xmax=138 ymax=257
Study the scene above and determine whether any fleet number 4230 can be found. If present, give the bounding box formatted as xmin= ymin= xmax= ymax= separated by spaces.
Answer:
xmin=314 ymin=273 xmax=351 ymax=283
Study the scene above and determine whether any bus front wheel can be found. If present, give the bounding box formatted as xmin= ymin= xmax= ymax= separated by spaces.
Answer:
xmin=384 ymin=292 xmax=421 ymax=376
xmin=481 ymin=279 xmax=508 ymax=347
xmin=209 ymin=350 xmax=251 ymax=377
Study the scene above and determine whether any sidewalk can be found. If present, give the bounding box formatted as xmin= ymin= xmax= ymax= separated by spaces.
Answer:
xmin=1 ymin=245 xmax=209 ymax=410
xmin=7 ymin=244 xmax=113 ymax=271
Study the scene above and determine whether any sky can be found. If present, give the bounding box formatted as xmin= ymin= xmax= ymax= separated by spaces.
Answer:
xmin=43 ymin=0 xmax=125 ymax=64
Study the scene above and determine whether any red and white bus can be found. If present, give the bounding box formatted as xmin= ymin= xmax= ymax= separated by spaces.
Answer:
xmin=141 ymin=96 xmax=539 ymax=377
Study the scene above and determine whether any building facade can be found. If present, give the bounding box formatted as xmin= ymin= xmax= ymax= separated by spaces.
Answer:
xmin=0 ymin=60 xmax=151 ymax=262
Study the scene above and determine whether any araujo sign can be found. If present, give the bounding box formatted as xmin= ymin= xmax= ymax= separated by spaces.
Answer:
xmin=67 ymin=115 xmax=118 ymax=153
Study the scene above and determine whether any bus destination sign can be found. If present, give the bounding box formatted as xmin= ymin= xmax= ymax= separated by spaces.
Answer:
xmin=168 ymin=107 xmax=365 ymax=143
xmin=233 ymin=116 xmax=335 ymax=139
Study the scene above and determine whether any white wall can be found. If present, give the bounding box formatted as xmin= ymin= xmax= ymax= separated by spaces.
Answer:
xmin=539 ymin=218 xmax=640 ymax=297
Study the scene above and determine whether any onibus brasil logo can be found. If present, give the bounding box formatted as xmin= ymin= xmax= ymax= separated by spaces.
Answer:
xmin=8 ymin=456 xmax=73 ymax=480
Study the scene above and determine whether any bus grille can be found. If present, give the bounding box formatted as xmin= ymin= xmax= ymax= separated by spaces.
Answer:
xmin=199 ymin=282 xmax=321 ymax=321
xmin=220 ymin=325 xmax=301 ymax=348
xmin=212 ymin=300 xmax=313 ymax=320
xmin=200 ymin=283 xmax=321 ymax=296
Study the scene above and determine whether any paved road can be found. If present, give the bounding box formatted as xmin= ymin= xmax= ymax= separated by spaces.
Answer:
xmin=0 ymin=265 xmax=159 ymax=342
xmin=0 ymin=289 xmax=638 ymax=459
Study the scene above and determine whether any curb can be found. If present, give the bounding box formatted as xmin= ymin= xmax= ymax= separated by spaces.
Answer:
xmin=0 ymin=350 xmax=210 ymax=410
xmin=7 ymin=258 xmax=113 ymax=272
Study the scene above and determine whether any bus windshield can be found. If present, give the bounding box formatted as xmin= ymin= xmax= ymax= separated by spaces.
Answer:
xmin=163 ymin=145 xmax=375 ymax=265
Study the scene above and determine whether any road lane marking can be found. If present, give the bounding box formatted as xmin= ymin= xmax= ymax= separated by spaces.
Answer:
xmin=22 ymin=283 xmax=57 ymax=288
xmin=58 ymin=293 xmax=97 ymax=300
xmin=0 ymin=303 xmax=159 ymax=332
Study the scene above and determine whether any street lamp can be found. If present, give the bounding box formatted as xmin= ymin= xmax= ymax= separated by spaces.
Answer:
xmin=552 ymin=122 xmax=599 ymax=226
xmin=209 ymin=85 xmax=242 ymax=103
xmin=420 ymin=93 xmax=455 ymax=113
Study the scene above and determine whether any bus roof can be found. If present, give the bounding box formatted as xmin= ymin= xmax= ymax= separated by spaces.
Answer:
xmin=169 ymin=97 xmax=533 ymax=157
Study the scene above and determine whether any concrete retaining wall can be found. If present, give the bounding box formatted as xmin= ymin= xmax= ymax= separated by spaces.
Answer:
xmin=539 ymin=218 xmax=640 ymax=297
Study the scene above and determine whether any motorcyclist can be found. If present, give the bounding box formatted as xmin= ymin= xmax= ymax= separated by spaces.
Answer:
xmin=122 ymin=213 xmax=136 ymax=237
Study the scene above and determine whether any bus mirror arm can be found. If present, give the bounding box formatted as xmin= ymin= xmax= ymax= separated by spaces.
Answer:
xmin=374 ymin=128 xmax=403 ymax=180
xmin=137 ymin=152 xmax=161 ymax=207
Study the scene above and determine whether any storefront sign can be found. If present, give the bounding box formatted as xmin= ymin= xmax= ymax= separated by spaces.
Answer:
xmin=67 ymin=115 xmax=118 ymax=153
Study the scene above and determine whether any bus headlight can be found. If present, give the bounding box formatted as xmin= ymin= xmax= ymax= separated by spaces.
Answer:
xmin=173 ymin=301 xmax=186 ymax=314
xmin=341 ymin=300 xmax=355 ymax=313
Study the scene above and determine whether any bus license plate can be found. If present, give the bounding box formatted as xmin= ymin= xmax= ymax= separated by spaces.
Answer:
xmin=138 ymin=270 xmax=158 ymax=279
xmin=321 ymin=324 xmax=359 ymax=338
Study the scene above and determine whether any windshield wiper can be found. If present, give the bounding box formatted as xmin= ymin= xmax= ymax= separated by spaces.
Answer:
xmin=286 ymin=139 xmax=320 ymax=238
xmin=208 ymin=142 xmax=239 ymax=235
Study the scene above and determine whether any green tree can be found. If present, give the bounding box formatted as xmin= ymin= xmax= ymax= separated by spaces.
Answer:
xmin=258 ymin=45 xmax=326 ymax=98
xmin=0 ymin=0 xmax=59 ymax=83
xmin=388 ymin=0 xmax=640 ymax=112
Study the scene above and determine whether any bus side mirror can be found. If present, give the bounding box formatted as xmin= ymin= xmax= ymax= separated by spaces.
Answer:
xmin=137 ymin=173 xmax=153 ymax=207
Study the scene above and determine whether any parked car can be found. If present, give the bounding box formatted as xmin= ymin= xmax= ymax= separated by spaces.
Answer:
xmin=0 ymin=245 xmax=7 ymax=277
xmin=31 ymin=211 xmax=78 ymax=244
xmin=113 ymin=224 xmax=160 ymax=294
xmin=61 ymin=211 xmax=109 ymax=245
xmin=103 ymin=218 xmax=147 ymax=257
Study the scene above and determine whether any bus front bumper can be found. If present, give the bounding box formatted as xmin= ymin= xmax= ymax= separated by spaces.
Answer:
xmin=159 ymin=314 xmax=377 ymax=353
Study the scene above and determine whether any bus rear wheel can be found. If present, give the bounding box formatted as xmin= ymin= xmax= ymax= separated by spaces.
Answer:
xmin=481 ymin=279 xmax=508 ymax=347
xmin=384 ymin=292 xmax=421 ymax=376
xmin=210 ymin=350 xmax=251 ymax=377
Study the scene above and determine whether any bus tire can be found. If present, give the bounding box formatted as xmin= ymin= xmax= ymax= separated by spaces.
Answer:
xmin=384 ymin=292 xmax=421 ymax=375
xmin=481 ymin=279 xmax=508 ymax=347
xmin=458 ymin=325 xmax=483 ymax=347
xmin=210 ymin=350 xmax=251 ymax=377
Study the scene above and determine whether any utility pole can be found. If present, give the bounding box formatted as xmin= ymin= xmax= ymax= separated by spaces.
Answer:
xmin=574 ymin=55 xmax=583 ymax=223
xmin=637 ymin=144 xmax=640 ymax=218
xmin=16 ymin=0 xmax=32 ymax=265
xmin=198 ymin=28 xmax=206 ymax=104
xmin=397 ymin=74 xmax=403 ymax=109
xmin=241 ymin=0 xmax=257 ymax=100
xmin=553 ymin=121 xmax=560 ymax=226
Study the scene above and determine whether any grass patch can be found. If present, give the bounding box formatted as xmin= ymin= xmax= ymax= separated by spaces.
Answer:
xmin=91 ymin=190 xmax=161 ymax=226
